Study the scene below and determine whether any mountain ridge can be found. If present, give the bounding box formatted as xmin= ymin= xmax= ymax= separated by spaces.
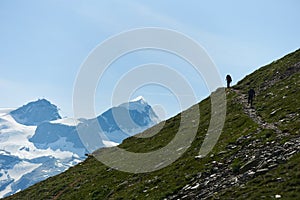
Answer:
xmin=10 ymin=99 xmax=61 ymax=126
xmin=5 ymin=48 xmax=300 ymax=200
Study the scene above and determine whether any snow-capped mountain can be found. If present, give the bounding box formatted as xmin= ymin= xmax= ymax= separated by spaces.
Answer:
xmin=77 ymin=96 xmax=160 ymax=152
xmin=10 ymin=99 xmax=61 ymax=126
xmin=0 ymin=109 xmax=78 ymax=198
xmin=0 ymin=97 xmax=159 ymax=198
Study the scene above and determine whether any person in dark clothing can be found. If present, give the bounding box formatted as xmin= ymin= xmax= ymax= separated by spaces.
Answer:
xmin=226 ymin=74 xmax=232 ymax=88
xmin=248 ymin=88 xmax=256 ymax=108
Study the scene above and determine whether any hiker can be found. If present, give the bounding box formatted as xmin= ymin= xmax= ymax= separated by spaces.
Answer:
xmin=226 ymin=74 xmax=232 ymax=88
xmin=248 ymin=88 xmax=256 ymax=108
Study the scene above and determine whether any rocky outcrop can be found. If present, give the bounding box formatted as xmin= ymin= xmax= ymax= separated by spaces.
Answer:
xmin=167 ymin=133 xmax=300 ymax=199
xmin=166 ymin=86 xmax=300 ymax=199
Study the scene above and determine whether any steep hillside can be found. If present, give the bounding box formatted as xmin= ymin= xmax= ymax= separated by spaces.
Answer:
xmin=5 ymin=49 xmax=300 ymax=200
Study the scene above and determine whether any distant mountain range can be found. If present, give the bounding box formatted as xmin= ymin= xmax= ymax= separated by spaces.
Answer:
xmin=0 ymin=97 xmax=159 ymax=198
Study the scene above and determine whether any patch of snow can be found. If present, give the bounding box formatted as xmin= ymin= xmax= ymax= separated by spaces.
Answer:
xmin=7 ymin=161 xmax=41 ymax=182
xmin=130 ymin=96 xmax=145 ymax=103
xmin=103 ymin=140 xmax=119 ymax=147
xmin=0 ymin=114 xmax=82 ymax=161
xmin=0 ymin=184 xmax=12 ymax=199
xmin=120 ymin=96 xmax=148 ymax=113
xmin=37 ymin=137 xmax=86 ymax=158
xmin=0 ymin=161 xmax=41 ymax=197
xmin=50 ymin=118 xmax=81 ymax=126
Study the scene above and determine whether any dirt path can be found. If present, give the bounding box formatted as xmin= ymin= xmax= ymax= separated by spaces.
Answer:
xmin=234 ymin=89 xmax=282 ymax=134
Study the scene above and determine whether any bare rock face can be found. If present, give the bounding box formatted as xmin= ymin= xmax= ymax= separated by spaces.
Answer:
xmin=10 ymin=99 xmax=61 ymax=126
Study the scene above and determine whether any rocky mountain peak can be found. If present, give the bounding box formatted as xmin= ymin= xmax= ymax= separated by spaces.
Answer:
xmin=10 ymin=99 xmax=61 ymax=126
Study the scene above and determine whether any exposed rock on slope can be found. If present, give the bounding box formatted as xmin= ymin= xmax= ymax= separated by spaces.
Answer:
xmin=10 ymin=99 xmax=61 ymax=126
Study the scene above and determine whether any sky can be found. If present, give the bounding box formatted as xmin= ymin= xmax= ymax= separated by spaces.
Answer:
xmin=0 ymin=0 xmax=299 ymax=119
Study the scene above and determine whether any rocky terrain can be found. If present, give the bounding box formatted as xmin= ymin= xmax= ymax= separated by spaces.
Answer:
xmin=4 ymin=49 xmax=300 ymax=200
xmin=167 ymin=88 xmax=300 ymax=199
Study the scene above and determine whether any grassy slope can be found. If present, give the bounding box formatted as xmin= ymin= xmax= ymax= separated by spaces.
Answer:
xmin=236 ymin=48 xmax=300 ymax=135
xmin=5 ymin=49 xmax=300 ymax=200
xmin=220 ymin=49 xmax=300 ymax=199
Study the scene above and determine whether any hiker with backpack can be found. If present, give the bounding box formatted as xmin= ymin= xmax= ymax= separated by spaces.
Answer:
xmin=248 ymin=88 xmax=256 ymax=108
xmin=226 ymin=74 xmax=232 ymax=88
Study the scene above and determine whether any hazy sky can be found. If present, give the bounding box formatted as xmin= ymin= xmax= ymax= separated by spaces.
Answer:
xmin=1 ymin=0 xmax=299 ymax=119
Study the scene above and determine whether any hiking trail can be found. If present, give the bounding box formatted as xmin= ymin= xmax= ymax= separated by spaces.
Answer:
xmin=233 ymin=89 xmax=282 ymax=134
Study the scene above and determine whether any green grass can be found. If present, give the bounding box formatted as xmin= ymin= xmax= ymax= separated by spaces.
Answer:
xmin=5 ymin=49 xmax=300 ymax=200
xmin=256 ymin=72 xmax=300 ymax=134
xmin=235 ymin=48 xmax=300 ymax=92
